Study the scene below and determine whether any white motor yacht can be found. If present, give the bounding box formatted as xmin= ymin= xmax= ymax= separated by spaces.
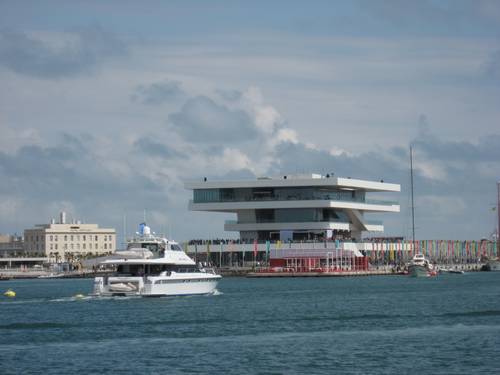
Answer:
xmin=93 ymin=224 xmax=221 ymax=297
xmin=407 ymin=253 xmax=437 ymax=277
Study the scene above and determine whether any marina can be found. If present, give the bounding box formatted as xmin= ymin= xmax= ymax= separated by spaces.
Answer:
xmin=2 ymin=176 xmax=498 ymax=281
xmin=2 ymin=2 xmax=500 ymax=374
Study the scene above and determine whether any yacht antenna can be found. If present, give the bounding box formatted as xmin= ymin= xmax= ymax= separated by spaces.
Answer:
xmin=410 ymin=145 xmax=415 ymax=243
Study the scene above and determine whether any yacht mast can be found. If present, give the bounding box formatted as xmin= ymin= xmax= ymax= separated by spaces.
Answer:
xmin=410 ymin=146 xmax=415 ymax=243
xmin=497 ymin=181 xmax=500 ymax=257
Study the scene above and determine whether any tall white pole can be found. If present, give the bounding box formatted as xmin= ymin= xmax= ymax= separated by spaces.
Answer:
xmin=123 ymin=214 xmax=127 ymax=248
xmin=410 ymin=145 xmax=415 ymax=243
xmin=497 ymin=181 xmax=500 ymax=257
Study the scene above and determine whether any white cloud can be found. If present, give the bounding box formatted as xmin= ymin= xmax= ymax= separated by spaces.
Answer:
xmin=1 ymin=25 xmax=500 ymax=241
xmin=275 ymin=128 xmax=298 ymax=144
xmin=414 ymin=160 xmax=448 ymax=181
xmin=329 ymin=147 xmax=349 ymax=156
xmin=0 ymin=122 xmax=43 ymax=153
xmin=417 ymin=195 xmax=466 ymax=216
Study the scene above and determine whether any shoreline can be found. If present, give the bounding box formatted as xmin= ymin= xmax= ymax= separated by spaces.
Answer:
xmin=0 ymin=262 xmax=486 ymax=280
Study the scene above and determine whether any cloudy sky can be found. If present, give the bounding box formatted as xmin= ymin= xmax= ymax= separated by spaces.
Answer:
xmin=1 ymin=0 xmax=499 ymax=243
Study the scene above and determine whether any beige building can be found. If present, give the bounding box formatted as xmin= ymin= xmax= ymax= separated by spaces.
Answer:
xmin=0 ymin=234 xmax=24 ymax=257
xmin=24 ymin=212 xmax=116 ymax=261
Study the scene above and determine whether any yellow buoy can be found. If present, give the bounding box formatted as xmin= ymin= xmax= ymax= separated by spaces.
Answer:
xmin=4 ymin=289 xmax=16 ymax=298
xmin=74 ymin=294 xmax=85 ymax=299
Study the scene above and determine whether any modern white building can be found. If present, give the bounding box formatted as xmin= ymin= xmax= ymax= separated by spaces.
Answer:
xmin=185 ymin=174 xmax=400 ymax=242
xmin=24 ymin=212 xmax=116 ymax=260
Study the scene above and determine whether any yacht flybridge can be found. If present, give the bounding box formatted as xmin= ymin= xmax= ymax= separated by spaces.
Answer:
xmin=93 ymin=223 xmax=221 ymax=297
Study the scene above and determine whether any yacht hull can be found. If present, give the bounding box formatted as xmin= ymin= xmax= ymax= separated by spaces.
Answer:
xmin=93 ymin=275 xmax=220 ymax=297
xmin=408 ymin=265 xmax=431 ymax=277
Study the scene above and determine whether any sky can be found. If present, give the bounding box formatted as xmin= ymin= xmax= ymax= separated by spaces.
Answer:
xmin=0 ymin=0 xmax=499 ymax=243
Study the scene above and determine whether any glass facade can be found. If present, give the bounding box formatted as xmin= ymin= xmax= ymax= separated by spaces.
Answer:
xmin=191 ymin=181 xmax=398 ymax=242
xmin=230 ymin=208 xmax=348 ymax=224
xmin=193 ymin=187 xmax=396 ymax=206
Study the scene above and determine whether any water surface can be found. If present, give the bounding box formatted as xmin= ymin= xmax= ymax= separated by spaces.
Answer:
xmin=1 ymin=273 xmax=499 ymax=374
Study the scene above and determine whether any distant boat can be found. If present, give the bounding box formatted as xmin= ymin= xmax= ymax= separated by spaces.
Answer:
xmin=439 ymin=268 xmax=464 ymax=275
xmin=38 ymin=273 xmax=65 ymax=279
xmin=407 ymin=254 xmax=437 ymax=277
xmin=482 ymin=259 xmax=500 ymax=272
xmin=484 ymin=182 xmax=500 ymax=271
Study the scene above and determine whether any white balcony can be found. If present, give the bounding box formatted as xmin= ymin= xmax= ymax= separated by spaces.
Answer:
xmin=225 ymin=220 xmax=349 ymax=232
xmin=189 ymin=199 xmax=399 ymax=213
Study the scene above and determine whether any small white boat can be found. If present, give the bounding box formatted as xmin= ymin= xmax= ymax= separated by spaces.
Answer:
xmin=438 ymin=268 xmax=464 ymax=274
xmin=38 ymin=273 xmax=66 ymax=279
xmin=93 ymin=223 xmax=221 ymax=297
xmin=107 ymin=282 xmax=138 ymax=293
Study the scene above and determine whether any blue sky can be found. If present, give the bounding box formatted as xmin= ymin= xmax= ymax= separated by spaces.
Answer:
xmin=0 ymin=1 xmax=499 ymax=242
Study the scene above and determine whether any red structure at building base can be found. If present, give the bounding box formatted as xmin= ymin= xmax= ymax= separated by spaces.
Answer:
xmin=269 ymin=256 xmax=369 ymax=272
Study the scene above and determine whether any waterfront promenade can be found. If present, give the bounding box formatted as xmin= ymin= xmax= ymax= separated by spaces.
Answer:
xmin=186 ymin=239 xmax=497 ymax=272
xmin=0 ymin=262 xmax=487 ymax=280
xmin=1 ymin=239 xmax=495 ymax=279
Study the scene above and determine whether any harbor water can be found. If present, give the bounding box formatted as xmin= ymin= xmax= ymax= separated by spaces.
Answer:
xmin=1 ymin=273 xmax=500 ymax=374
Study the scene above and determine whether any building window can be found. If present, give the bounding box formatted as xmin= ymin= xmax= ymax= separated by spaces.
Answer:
xmin=64 ymin=235 xmax=67 ymax=241
xmin=55 ymin=235 xmax=58 ymax=241
xmin=55 ymin=244 xmax=58 ymax=250
xmin=95 ymin=235 xmax=98 ymax=241
xmin=104 ymin=243 xmax=107 ymax=250
xmin=83 ymin=235 xmax=86 ymax=241
xmin=95 ymin=243 xmax=98 ymax=250
xmin=77 ymin=244 xmax=80 ymax=250
xmin=83 ymin=244 xmax=86 ymax=250
xmin=70 ymin=244 xmax=74 ymax=250
xmin=50 ymin=235 xmax=53 ymax=241
xmin=50 ymin=244 xmax=53 ymax=250
xmin=64 ymin=244 xmax=67 ymax=250
xmin=109 ymin=235 xmax=112 ymax=241
xmin=104 ymin=236 xmax=107 ymax=242
xmin=71 ymin=235 xmax=74 ymax=241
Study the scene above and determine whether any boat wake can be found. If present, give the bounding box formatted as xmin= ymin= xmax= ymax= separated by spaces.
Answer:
xmin=50 ymin=295 xmax=94 ymax=302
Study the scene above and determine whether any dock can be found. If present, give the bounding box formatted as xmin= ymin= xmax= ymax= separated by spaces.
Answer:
xmin=247 ymin=270 xmax=401 ymax=277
